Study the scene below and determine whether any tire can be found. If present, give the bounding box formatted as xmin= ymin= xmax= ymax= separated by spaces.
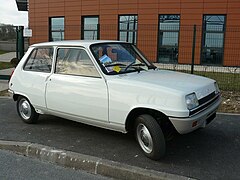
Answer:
xmin=134 ymin=114 xmax=166 ymax=160
xmin=16 ymin=96 xmax=39 ymax=124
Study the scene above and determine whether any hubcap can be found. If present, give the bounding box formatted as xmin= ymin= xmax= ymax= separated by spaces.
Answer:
xmin=136 ymin=123 xmax=153 ymax=154
xmin=19 ymin=99 xmax=31 ymax=120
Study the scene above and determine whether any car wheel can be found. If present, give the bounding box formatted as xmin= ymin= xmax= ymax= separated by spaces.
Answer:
xmin=17 ymin=96 xmax=39 ymax=124
xmin=135 ymin=114 xmax=166 ymax=160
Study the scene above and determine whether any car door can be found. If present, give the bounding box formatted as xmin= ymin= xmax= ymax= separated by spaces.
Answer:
xmin=19 ymin=47 xmax=54 ymax=110
xmin=45 ymin=47 xmax=108 ymax=123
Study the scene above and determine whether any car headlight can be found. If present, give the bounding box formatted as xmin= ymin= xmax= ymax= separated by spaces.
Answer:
xmin=185 ymin=93 xmax=199 ymax=110
xmin=214 ymin=82 xmax=220 ymax=94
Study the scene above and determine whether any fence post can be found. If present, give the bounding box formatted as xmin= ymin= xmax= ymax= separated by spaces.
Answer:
xmin=16 ymin=26 xmax=19 ymax=60
xmin=18 ymin=26 xmax=24 ymax=60
xmin=16 ymin=26 xmax=24 ymax=60
xmin=191 ymin=25 xmax=196 ymax=74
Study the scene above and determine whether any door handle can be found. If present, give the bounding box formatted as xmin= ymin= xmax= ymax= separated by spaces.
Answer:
xmin=45 ymin=76 xmax=51 ymax=82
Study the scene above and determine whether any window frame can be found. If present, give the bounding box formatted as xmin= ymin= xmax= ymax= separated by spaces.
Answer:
xmin=55 ymin=46 xmax=101 ymax=78
xmin=49 ymin=16 xmax=65 ymax=42
xmin=118 ymin=15 xmax=138 ymax=45
xmin=23 ymin=47 xmax=54 ymax=73
xmin=201 ymin=14 xmax=226 ymax=65
xmin=81 ymin=16 xmax=100 ymax=40
xmin=157 ymin=14 xmax=180 ymax=64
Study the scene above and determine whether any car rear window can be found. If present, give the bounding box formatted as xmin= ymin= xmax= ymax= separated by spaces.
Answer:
xmin=23 ymin=47 xmax=53 ymax=73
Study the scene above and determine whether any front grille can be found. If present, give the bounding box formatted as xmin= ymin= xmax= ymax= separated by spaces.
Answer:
xmin=189 ymin=92 xmax=220 ymax=116
xmin=198 ymin=92 xmax=216 ymax=105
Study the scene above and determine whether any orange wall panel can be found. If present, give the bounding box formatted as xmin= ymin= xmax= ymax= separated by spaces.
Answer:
xmin=119 ymin=0 xmax=138 ymax=3
xmin=203 ymin=3 xmax=227 ymax=9
xmin=181 ymin=2 xmax=203 ymax=9
xmin=28 ymin=0 xmax=240 ymax=66
xmin=65 ymin=6 xmax=81 ymax=12
xmin=65 ymin=2 xmax=81 ymax=7
xmin=100 ymin=4 xmax=118 ymax=10
xmin=81 ymin=0 xmax=99 ymax=6
xmin=100 ymin=0 xmax=118 ymax=4
xmin=138 ymin=9 xmax=158 ymax=14
xmin=118 ymin=9 xmax=138 ymax=14
xmin=159 ymin=3 xmax=181 ymax=9
xmin=100 ymin=10 xmax=119 ymax=15
xmin=119 ymin=4 xmax=138 ymax=10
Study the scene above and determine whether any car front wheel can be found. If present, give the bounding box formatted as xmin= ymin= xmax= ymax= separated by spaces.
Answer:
xmin=17 ymin=96 xmax=39 ymax=124
xmin=135 ymin=114 xmax=166 ymax=160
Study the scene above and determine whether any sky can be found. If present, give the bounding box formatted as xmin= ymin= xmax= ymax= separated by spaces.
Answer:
xmin=0 ymin=0 xmax=28 ymax=27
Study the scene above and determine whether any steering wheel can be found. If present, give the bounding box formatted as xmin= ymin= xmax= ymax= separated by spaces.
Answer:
xmin=124 ymin=61 xmax=135 ymax=72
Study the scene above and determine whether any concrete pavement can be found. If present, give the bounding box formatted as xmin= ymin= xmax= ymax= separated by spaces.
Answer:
xmin=0 ymin=52 xmax=15 ymax=90
xmin=0 ymin=68 xmax=14 ymax=75
xmin=0 ymin=140 xmax=191 ymax=180
xmin=0 ymin=80 xmax=9 ymax=91
xmin=0 ymin=52 xmax=16 ymax=62
xmin=0 ymin=68 xmax=14 ymax=91
xmin=0 ymin=99 xmax=196 ymax=180
xmin=0 ymin=149 xmax=110 ymax=180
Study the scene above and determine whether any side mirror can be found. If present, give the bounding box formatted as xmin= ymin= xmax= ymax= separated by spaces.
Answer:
xmin=10 ymin=58 xmax=20 ymax=68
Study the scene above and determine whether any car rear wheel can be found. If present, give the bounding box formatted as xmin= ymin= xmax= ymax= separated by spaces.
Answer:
xmin=17 ymin=96 xmax=39 ymax=124
xmin=135 ymin=114 xmax=166 ymax=160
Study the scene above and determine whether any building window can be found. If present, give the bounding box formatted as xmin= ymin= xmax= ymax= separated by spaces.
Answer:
xmin=158 ymin=15 xmax=180 ymax=63
xmin=119 ymin=15 xmax=138 ymax=45
xmin=49 ymin=17 xmax=64 ymax=41
xmin=201 ymin=15 xmax=226 ymax=65
xmin=82 ymin=16 xmax=99 ymax=40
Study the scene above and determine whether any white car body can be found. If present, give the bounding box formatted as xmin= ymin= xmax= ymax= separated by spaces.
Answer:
xmin=9 ymin=40 xmax=221 ymax=159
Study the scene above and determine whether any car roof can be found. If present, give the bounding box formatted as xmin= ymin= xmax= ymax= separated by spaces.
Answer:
xmin=30 ymin=40 xmax=128 ymax=48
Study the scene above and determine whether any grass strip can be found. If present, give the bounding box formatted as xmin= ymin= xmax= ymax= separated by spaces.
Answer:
xmin=0 ymin=62 xmax=14 ymax=70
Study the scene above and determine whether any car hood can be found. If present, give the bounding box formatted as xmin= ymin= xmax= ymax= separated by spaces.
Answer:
xmin=115 ymin=69 xmax=216 ymax=99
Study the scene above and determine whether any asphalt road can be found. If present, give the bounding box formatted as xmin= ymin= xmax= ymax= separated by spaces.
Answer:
xmin=0 ymin=97 xmax=240 ymax=180
xmin=0 ymin=149 xmax=110 ymax=180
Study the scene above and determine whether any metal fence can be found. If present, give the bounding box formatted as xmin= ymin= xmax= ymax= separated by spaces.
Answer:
xmin=4 ymin=24 xmax=240 ymax=91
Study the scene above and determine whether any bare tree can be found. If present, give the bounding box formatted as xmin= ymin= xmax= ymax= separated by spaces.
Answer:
xmin=0 ymin=23 xmax=16 ymax=41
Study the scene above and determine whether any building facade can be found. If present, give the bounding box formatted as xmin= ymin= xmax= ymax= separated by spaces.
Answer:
xmin=18 ymin=0 xmax=240 ymax=66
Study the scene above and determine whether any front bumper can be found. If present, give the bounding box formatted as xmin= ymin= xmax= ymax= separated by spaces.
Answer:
xmin=8 ymin=89 xmax=14 ymax=98
xmin=169 ymin=95 xmax=221 ymax=134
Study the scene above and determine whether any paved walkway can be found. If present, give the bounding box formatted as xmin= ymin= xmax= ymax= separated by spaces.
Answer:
xmin=0 ymin=80 xmax=8 ymax=91
xmin=0 ymin=52 xmax=16 ymax=91
xmin=0 ymin=68 xmax=14 ymax=91
xmin=0 ymin=68 xmax=14 ymax=75
xmin=0 ymin=52 xmax=16 ymax=62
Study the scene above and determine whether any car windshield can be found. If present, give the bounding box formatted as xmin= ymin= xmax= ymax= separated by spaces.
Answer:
xmin=90 ymin=43 xmax=155 ymax=75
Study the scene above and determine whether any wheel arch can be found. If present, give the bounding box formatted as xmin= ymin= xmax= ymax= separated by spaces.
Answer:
xmin=15 ymin=93 xmax=39 ymax=123
xmin=13 ymin=94 xmax=21 ymax=101
xmin=125 ymin=107 xmax=177 ymax=138
xmin=13 ymin=93 xmax=29 ymax=101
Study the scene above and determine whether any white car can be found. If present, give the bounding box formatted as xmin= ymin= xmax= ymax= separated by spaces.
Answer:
xmin=9 ymin=40 xmax=221 ymax=160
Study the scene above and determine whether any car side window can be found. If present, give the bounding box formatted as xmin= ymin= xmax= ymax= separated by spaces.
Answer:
xmin=56 ymin=48 xmax=100 ymax=77
xmin=23 ymin=48 xmax=53 ymax=73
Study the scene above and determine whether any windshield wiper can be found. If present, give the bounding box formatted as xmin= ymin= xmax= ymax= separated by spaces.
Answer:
xmin=124 ymin=62 xmax=149 ymax=73
xmin=104 ymin=62 xmax=127 ymax=67
xmin=148 ymin=64 xmax=157 ymax=70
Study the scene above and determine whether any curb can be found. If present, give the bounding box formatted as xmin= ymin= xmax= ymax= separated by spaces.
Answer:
xmin=0 ymin=140 xmax=194 ymax=180
xmin=0 ymin=96 xmax=11 ymax=99
xmin=217 ymin=112 xmax=240 ymax=116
